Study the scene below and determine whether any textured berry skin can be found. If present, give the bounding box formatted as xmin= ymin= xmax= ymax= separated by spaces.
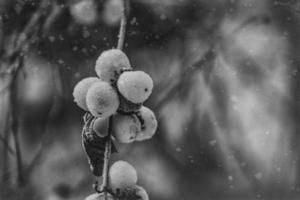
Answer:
xmin=109 ymin=160 xmax=138 ymax=190
xmin=95 ymin=49 xmax=131 ymax=83
xmin=85 ymin=193 xmax=114 ymax=200
xmin=93 ymin=117 xmax=109 ymax=137
xmin=113 ymin=113 xmax=141 ymax=143
xmin=136 ymin=106 xmax=157 ymax=141
xmin=73 ymin=77 xmax=100 ymax=111
xmin=117 ymin=71 xmax=153 ymax=104
xmin=86 ymin=81 xmax=119 ymax=118
xmin=135 ymin=185 xmax=149 ymax=200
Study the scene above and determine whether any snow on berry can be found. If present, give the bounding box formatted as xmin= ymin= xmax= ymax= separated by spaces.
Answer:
xmin=136 ymin=106 xmax=157 ymax=141
xmin=95 ymin=49 xmax=131 ymax=83
xmin=134 ymin=185 xmax=149 ymax=200
xmin=72 ymin=77 xmax=100 ymax=111
xmin=109 ymin=160 xmax=138 ymax=190
xmin=84 ymin=193 xmax=114 ymax=200
xmin=86 ymin=81 xmax=119 ymax=118
xmin=113 ymin=113 xmax=141 ymax=143
xmin=92 ymin=117 xmax=109 ymax=137
xmin=117 ymin=71 xmax=153 ymax=104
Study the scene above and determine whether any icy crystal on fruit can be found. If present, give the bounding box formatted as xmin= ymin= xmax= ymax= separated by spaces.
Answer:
xmin=73 ymin=77 xmax=100 ymax=111
xmin=86 ymin=81 xmax=119 ymax=118
xmin=117 ymin=71 xmax=153 ymax=104
xmin=95 ymin=49 xmax=131 ymax=83
xmin=109 ymin=160 xmax=138 ymax=190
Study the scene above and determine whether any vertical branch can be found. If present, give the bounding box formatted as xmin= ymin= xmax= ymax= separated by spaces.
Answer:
xmin=117 ymin=0 xmax=128 ymax=50
xmin=101 ymin=117 xmax=113 ymax=197
xmin=10 ymin=58 xmax=24 ymax=186
xmin=101 ymin=0 xmax=129 ymax=199
xmin=1 ymin=92 xmax=11 ymax=184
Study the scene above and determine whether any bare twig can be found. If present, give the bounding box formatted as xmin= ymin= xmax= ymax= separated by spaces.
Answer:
xmin=10 ymin=57 xmax=24 ymax=186
xmin=154 ymin=47 xmax=216 ymax=111
xmin=0 ymin=134 xmax=14 ymax=155
xmin=0 ymin=15 xmax=4 ymax=55
xmin=12 ymin=0 xmax=50 ymax=58
xmin=101 ymin=117 xmax=113 ymax=200
xmin=117 ymin=0 xmax=128 ymax=50
xmin=1 ymin=104 xmax=12 ymax=183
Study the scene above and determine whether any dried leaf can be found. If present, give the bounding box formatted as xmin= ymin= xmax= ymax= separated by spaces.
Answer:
xmin=82 ymin=114 xmax=117 ymax=176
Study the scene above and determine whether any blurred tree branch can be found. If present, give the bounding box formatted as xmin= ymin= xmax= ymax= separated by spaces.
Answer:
xmin=154 ymin=46 xmax=216 ymax=111
xmin=0 ymin=0 xmax=52 ymax=186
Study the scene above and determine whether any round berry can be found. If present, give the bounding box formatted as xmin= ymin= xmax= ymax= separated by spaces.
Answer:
xmin=109 ymin=160 xmax=138 ymax=190
xmin=95 ymin=49 xmax=131 ymax=83
xmin=136 ymin=106 xmax=157 ymax=141
xmin=93 ymin=117 xmax=109 ymax=137
xmin=135 ymin=185 xmax=149 ymax=200
xmin=117 ymin=71 xmax=153 ymax=104
xmin=85 ymin=193 xmax=114 ymax=200
xmin=86 ymin=81 xmax=119 ymax=118
xmin=72 ymin=77 xmax=100 ymax=111
xmin=113 ymin=113 xmax=141 ymax=143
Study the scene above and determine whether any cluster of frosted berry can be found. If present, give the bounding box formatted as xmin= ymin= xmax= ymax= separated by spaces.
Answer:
xmin=73 ymin=49 xmax=157 ymax=143
xmin=85 ymin=161 xmax=149 ymax=200
xmin=74 ymin=49 xmax=156 ymax=200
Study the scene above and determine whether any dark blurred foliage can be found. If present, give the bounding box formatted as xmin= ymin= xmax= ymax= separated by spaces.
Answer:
xmin=1 ymin=0 xmax=300 ymax=199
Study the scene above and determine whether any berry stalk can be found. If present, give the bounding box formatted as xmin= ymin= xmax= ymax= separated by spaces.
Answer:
xmin=101 ymin=116 xmax=112 ymax=198
xmin=101 ymin=0 xmax=129 ymax=199
xmin=117 ymin=0 xmax=128 ymax=50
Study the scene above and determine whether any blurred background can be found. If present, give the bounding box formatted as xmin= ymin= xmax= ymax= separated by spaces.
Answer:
xmin=0 ymin=0 xmax=300 ymax=199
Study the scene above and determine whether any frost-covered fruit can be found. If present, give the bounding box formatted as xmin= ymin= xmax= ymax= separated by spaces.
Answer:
xmin=109 ymin=160 xmax=138 ymax=190
xmin=72 ymin=77 xmax=100 ymax=111
xmin=95 ymin=49 xmax=131 ymax=83
xmin=84 ymin=193 xmax=114 ymax=200
xmin=70 ymin=0 xmax=97 ymax=25
xmin=117 ymin=71 xmax=153 ymax=104
xmin=136 ymin=106 xmax=157 ymax=141
xmin=135 ymin=185 xmax=149 ymax=200
xmin=92 ymin=117 xmax=109 ymax=137
xmin=86 ymin=81 xmax=119 ymax=118
xmin=113 ymin=113 xmax=141 ymax=143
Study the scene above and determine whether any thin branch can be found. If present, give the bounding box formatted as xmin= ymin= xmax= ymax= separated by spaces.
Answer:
xmin=101 ymin=1 xmax=129 ymax=199
xmin=101 ymin=117 xmax=113 ymax=200
xmin=10 ymin=57 xmax=24 ymax=186
xmin=117 ymin=0 xmax=128 ymax=50
xmin=154 ymin=47 xmax=216 ymax=111
xmin=12 ymin=0 xmax=50 ymax=58
xmin=1 ymin=104 xmax=13 ymax=184
xmin=0 ymin=134 xmax=15 ymax=155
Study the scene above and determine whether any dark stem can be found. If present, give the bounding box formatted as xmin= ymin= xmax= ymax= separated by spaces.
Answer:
xmin=101 ymin=117 xmax=113 ymax=200
xmin=117 ymin=0 xmax=128 ymax=50
xmin=1 ymin=102 xmax=11 ymax=184
xmin=10 ymin=60 xmax=24 ymax=186
xmin=102 ymin=0 xmax=129 ymax=199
